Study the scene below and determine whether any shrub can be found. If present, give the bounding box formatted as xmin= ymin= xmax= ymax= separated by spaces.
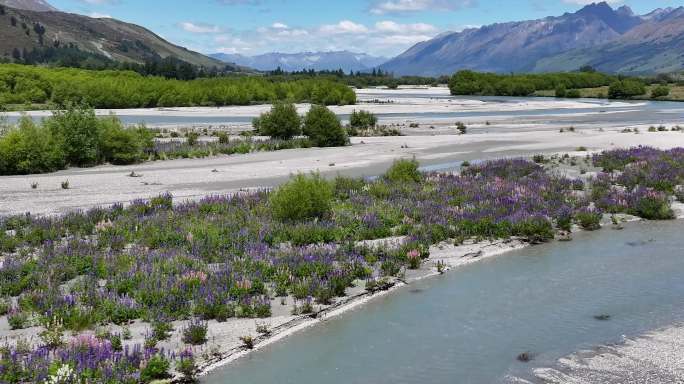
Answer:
xmin=8 ymin=310 xmax=30 ymax=330
xmin=651 ymin=85 xmax=670 ymax=99
xmin=555 ymin=85 xmax=567 ymax=98
xmin=608 ymin=79 xmax=646 ymax=99
xmin=385 ymin=158 xmax=422 ymax=183
xmin=176 ymin=350 xmax=198 ymax=383
xmin=217 ymin=132 xmax=230 ymax=144
xmin=566 ymin=89 xmax=581 ymax=98
xmin=575 ymin=208 xmax=602 ymax=230
xmin=186 ymin=132 xmax=199 ymax=146
xmin=151 ymin=320 xmax=174 ymax=341
xmin=349 ymin=110 xmax=377 ymax=134
xmin=140 ymin=355 xmax=171 ymax=383
xmin=0 ymin=298 xmax=8 ymax=316
xmin=254 ymin=102 xmax=301 ymax=140
xmin=270 ymin=173 xmax=333 ymax=221
xmin=0 ymin=116 xmax=65 ymax=175
xmin=456 ymin=122 xmax=467 ymax=134
xmin=98 ymin=118 xmax=147 ymax=165
xmin=182 ymin=318 xmax=208 ymax=345
xmin=39 ymin=316 xmax=64 ymax=349
xmin=303 ymin=105 xmax=348 ymax=147
xmin=46 ymin=104 xmax=101 ymax=167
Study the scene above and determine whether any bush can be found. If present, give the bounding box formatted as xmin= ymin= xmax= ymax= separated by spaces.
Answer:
xmin=181 ymin=318 xmax=208 ymax=345
xmin=186 ymin=132 xmax=199 ymax=146
xmin=0 ymin=116 xmax=65 ymax=175
xmin=385 ymin=158 xmax=422 ymax=183
xmin=140 ymin=355 xmax=171 ymax=383
xmin=651 ymin=85 xmax=670 ymax=99
xmin=270 ymin=173 xmax=333 ymax=221
xmin=176 ymin=351 xmax=198 ymax=383
xmin=254 ymin=102 xmax=301 ymax=140
xmin=555 ymin=85 xmax=567 ymax=98
xmin=151 ymin=320 xmax=174 ymax=341
xmin=566 ymin=89 xmax=581 ymax=98
xmin=608 ymin=79 xmax=646 ymax=99
xmin=0 ymin=106 xmax=153 ymax=175
xmin=349 ymin=110 xmax=377 ymax=134
xmin=303 ymin=105 xmax=348 ymax=147
xmin=46 ymin=104 xmax=101 ymax=167
xmin=575 ymin=209 xmax=602 ymax=230
xmin=8 ymin=310 xmax=30 ymax=330
xmin=98 ymin=118 xmax=149 ymax=165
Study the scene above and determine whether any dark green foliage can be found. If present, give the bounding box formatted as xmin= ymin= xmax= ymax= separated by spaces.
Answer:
xmin=0 ymin=105 xmax=153 ymax=174
xmin=565 ymin=89 xmax=581 ymax=98
xmin=608 ymin=79 xmax=646 ymax=99
xmin=303 ymin=105 xmax=348 ymax=147
xmin=575 ymin=210 xmax=602 ymax=231
xmin=385 ymin=158 xmax=422 ymax=183
xmin=254 ymin=102 xmax=302 ymax=140
xmin=140 ymin=355 xmax=171 ymax=383
xmin=0 ymin=117 xmax=65 ymax=175
xmin=270 ymin=173 xmax=333 ymax=221
xmin=0 ymin=64 xmax=356 ymax=109
xmin=349 ymin=110 xmax=377 ymax=135
xmin=555 ymin=85 xmax=567 ymax=98
xmin=99 ymin=118 xmax=152 ymax=165
xmin=182 ymin=319 xmax=208 ymax=345
xmin=449 ymin=70 xmax=615 ymax=97
xmin=46 ymin=106 xmax=100 ymax=166
xmin=186 ymin=132 xmax=199 ymax=146
xmin=651 ymin=85 xmax=670 ymax=99
xmin=628 ymin=196 xmax=675 ymax=220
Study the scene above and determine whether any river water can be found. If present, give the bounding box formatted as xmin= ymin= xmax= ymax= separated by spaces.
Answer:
xmin=5 ymin=91 xmax=683 ymax=128
xmin=204 ymin=220 xmax=684 ymax=384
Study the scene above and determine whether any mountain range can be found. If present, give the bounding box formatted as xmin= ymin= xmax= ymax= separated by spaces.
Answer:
xmin=0 ymin=0 xmax=228 ymax=69
xmin=211 ymin=51 xmax=388 ymax=73
xmin=380 ymin=2 xmax=684 ymax=76
xmin=1 ymin=1 xmax=683 ymax=76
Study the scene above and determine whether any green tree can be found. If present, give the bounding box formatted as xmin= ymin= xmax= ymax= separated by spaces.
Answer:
xmin=255 ymin=102 xmax=302 ymax=140
xmin=303 ymin=105 xmax=348 ymax=147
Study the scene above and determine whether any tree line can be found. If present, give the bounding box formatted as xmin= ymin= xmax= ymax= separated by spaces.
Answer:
xmin=447 ymin=69 xmax=662 ymax=99
xmin=0 ymin=63 xmax=357 ymax=109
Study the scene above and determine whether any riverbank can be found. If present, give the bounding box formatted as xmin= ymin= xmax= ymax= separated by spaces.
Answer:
xmin=192 ymin=237 xmax=529 ymax=380
xmin=533 ymin=322 xmax=684 ymax=384
xmin=3 ymin=128 xmax=683 ymax=216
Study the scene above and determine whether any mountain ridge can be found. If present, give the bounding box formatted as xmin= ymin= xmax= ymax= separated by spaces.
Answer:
xmin=380 ymin=2 xmax=684 ymax=76
xmin=0 ymin=1 xmax=230 ymax=69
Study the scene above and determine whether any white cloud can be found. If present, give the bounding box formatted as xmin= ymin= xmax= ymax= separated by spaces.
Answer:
xmin=179 ymin=22 xmax=222 ymax=34
xmin=187 ymin=20 xmax=444 ymax=57
xmin=370 ymin=0 xmax=475 ymax=15
xmin=562 ymin=0 xmax=622 ymax=4
xmin=320 ymin=20 xmax=369 ymax=35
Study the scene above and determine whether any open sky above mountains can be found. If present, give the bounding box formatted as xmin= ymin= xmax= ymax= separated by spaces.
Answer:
xmin=44 ymin=0 xmax=672 ymax=57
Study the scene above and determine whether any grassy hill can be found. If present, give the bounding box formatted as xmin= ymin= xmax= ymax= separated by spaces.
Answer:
xmin=0 ymin=4 xmax=228 ymax=69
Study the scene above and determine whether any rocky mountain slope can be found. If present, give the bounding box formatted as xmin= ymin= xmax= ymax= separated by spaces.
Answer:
xmin=0 ymin=0 xmax=227 ymax=68
xmin=380 ymin=2 xmax=684 ymax=76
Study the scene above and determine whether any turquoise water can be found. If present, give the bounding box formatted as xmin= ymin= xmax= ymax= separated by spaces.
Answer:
xmin=204 ymin=220 xmax=684 ymax=384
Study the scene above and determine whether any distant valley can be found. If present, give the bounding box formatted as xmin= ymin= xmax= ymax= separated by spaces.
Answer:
xmin=211 ymin=51 xmax=388 ymax=73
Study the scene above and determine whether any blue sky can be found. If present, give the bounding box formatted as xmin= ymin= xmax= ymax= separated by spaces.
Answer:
xmin=48 ymin=0 xmax=679 ymax=57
